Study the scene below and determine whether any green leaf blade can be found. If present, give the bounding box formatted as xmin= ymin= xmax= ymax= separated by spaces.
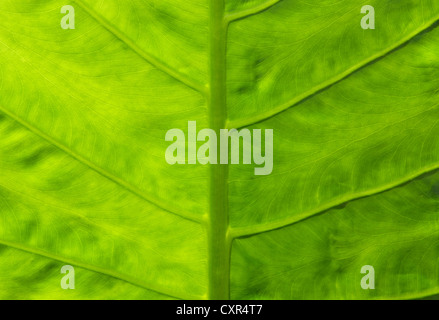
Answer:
xmin=229 ymin=24 xmax=439 ymax=229
xmin=0 ymin=113 xmax=207 ymax=299
xmin=1 ymin=0 xmax=439 ymax=300
xmin=226 ymin=0 xmax=439 ymax=126
xmin=231 ymin=170 xmax=439 ymax=299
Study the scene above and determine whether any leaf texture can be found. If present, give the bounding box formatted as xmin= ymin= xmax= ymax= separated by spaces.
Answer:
xmin=0 ymin=0 xmax=439 ymax=300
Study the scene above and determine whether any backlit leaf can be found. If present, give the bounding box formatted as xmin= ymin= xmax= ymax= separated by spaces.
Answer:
xmin=0 ymin=0 xmax=439 ymax=300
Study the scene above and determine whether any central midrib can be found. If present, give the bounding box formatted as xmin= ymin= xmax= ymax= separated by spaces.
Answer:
xmin=207 ymin=0 xmax=230 ymax=300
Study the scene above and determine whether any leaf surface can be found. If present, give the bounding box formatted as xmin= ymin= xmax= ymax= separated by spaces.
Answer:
xmin=0 ymin=0 xmax=439 ymax=299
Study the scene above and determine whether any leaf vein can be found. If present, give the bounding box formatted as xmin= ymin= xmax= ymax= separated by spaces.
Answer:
xmin=0 ymin=106 xmax=205 ymax=224
xmin=230 ymin=163 xmax=439 ymax=238
xmin=0 ymin=239 xmax=198 ymax=300
xmin=227 ymin=15 xmax=439 ymax=129
xmin=74 ymin=0 xmax=208 ymax=95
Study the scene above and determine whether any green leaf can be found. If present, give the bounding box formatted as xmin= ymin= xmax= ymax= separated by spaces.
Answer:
xmin=0 ymin=0 xmax=439 ymax=300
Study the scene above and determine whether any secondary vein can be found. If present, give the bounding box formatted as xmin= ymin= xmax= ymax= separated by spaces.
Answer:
xmin=230 ymin=162 xmax=439 ymax=239
xmin=226 ymin=15 xmax=439 ymax=130
xmin=0 ymin=238 xmax=199 ymax=300
xmin=74 ymin=0 xmax=208 ymax=95
xmin=225 ymin=0 xmax=281 ymax=24
xmin=0 ymin=106 xmax=204 ymax=224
